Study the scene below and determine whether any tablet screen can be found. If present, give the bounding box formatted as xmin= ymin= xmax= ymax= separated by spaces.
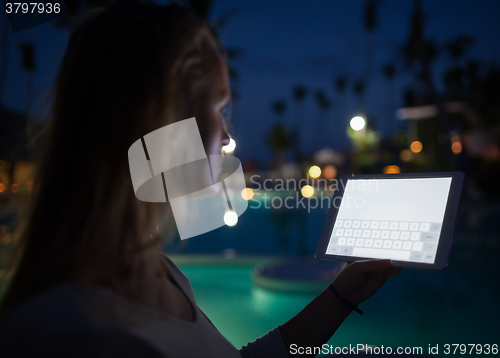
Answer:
xmin=325 ymin=177 xmax=452 ymax=264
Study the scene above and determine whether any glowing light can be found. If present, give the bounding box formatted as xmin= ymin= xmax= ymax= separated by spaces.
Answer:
xmin=224 ymin=210 xmax=238 ymax=226
xmin=452 ymin=141 xmax=462 ymax=154
xmin=383 ymin=165 xmax=401 ymax=174
xmin=222 ymin=138 xmax=236 ymax=153
xmin=350 ymin=116 xmax=366 ymax=131
xmin=308 ymin=165 xmax=321 ymax=179
xmin=26 ymin=180 xmax=33 ymax=191
xmin=301 ymin=185 xmax=314 ymax=198
xmin=10 ymin=184 xmax=19 ymax=193
xmin=323 ymin=165 xmax=337 ymax=180
xmin=241 ymin=188 xmax=254 ymax=200
xmin=0 ymin=183 xmax=4 ymax=193
xmin=410 ymin=141 xmax=423 ymax=153
xmin=399 ymin=149 xmax=412 ymax=162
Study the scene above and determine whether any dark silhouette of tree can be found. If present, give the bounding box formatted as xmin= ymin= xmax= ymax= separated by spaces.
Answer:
xmin=382 ymin=63 xmax=397 ymax=136
xmin=292 ymin=85 xmax=307 ymax=128
xmin=314 ymin=89 xmax=332 ymax=149
xmin=353 ymin=80 xmax=365 ymax=112
xmin=444 ymin=34 xmax=475 ymax=68
xmin=270 ymin=99 xmax=287 ymax=121
xmin=363 ymin=0 xmax=380 ymax=83
xmin=291 ymin=84 xmax=308 ymax=161
xmin=382 ymin=63 xmax=396 ymax=79
xmin=399 ymin=0 xmax=444 ymax=167
xmin=314 ymin=89 xmax=332 ymax=112
xmin=335 ymin=76 xmax=347 ymax=94
xmin=0 ymin=14 xmax=10 ymax=105
xmin=401 ymin=0 xmax=438 ymax=101
xmin=333 ymin=76 xmax=348 ymax=144
xmin=268 ymin=98 xmax=290 ymax=167
xmin=266 ymin=123 xmax=291 ymax=169
xmin=18 ymin=42 xmax=36 ymax=114
xmin=443 ymin=35 xmax=475 ymax=100
xmin=334 ymin=76 xmax=347 ymax=115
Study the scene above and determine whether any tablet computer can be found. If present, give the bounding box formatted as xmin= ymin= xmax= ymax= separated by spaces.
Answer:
xmin=315 ymin=172 xmax=464 ymax=270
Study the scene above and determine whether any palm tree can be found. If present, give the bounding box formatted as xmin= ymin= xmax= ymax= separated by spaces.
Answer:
xmin=353 ymin=80 xmax=365 ymax=113
xmin=18 ymin=42 xmax=36 ymax=114
xmin=267 ymin=99 xmax=289 ymax=168
xmin=314 ymin=89 xmax=332 ymax=149
xmin=443 ymin=35 xmax=475 ymax=100
xmin=270 ymin=99 xmax=287 ymax=122
xmin=334 ymin=76 xmax=347 ymax=118
xmin=291 ymin=85 xmax=307 ymax=161
xmin=266 ymin=123 xmax=291 ymax=169
xmin=0 ymin=13 xmax=10 ymax=105
xmin=333 ymin=76 xmax=349 ymax=146
xmin=382 ymin=63 xmax=396 ymax=136
xmin=292 ymin=85 xmax=307 ymax=128
xmin=363 ymin=0 xmax=380 ymax=84
xmin=401 ymin=0 xmax=438 ymax=100
xmin=444 ymin=34 xmax=475 ymax=69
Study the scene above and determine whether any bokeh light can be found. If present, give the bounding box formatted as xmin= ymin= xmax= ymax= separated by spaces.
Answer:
xmin=410 ymin=141 xmax=423 ymax=153
xmin=350 ymin=116 xmax=366 ymax=131
xmin=452 ymin=141 xmax=462 ymax=154
xmin=0 ymin=183 xmax=4 ymax=193
xmin=222 ymin=138 xmax=236 ymax=153
xmin=308 ymin=165 xmax=321 ymax=179
xmin=10 ymin=183 xmax=19 ymax=193
xmin=301 ymin=185 xmax=314 ymax=198
xmin=223 ymin=210 xmax=238 ymax=226
xmin=383 ymin=165 xmax=401 ymax=174
xmin=322 ymin=165 xmax=337 ymax=180
xmin=400 ymin=149 xmax=412 ymax=162
xmin=241 ymin=188 xmax=254 ymax=200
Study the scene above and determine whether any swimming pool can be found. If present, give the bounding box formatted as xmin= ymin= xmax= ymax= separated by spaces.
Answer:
xmin=175 ymin=251 xmax=499 ymax=356
xmin=169 ymin=197 xmax=500 ymax=356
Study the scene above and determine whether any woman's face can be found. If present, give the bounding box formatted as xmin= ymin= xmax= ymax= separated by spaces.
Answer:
xmin=194 ymin=50 xmax=231 ymax=159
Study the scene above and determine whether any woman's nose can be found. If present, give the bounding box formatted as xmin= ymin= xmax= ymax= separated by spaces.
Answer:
xmin=221 ymin=130 xmax=230 ymax=147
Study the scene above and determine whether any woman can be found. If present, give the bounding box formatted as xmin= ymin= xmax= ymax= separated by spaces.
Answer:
xmin=0 ymin=0 xmax=402 ymax=357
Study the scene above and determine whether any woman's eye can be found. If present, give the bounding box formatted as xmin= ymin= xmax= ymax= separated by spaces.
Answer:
xmin=218 ymin=102 xmax=230 ymax=122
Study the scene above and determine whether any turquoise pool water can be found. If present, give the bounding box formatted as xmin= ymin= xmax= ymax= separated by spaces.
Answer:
xmin=168 ymin=198 xmax=499 ymax=356
xmin=175 ymin=250 xmax=499 ymax=356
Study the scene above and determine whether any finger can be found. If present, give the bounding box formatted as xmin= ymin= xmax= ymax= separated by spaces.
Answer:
xmin=383 ymin=266 xmax=403 ymax=280
xmin=351 ymin=259 xmax=393 ymax=273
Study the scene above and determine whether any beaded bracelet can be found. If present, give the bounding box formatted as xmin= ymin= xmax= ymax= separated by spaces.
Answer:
xmin=328 ymin=284 xmax=364 ymax=315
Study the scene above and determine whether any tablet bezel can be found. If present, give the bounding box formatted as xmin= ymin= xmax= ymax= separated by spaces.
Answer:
xmin=314 ymin=172 xmax=465 ymax=270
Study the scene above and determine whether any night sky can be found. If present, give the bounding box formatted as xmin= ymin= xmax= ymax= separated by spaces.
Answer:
xmin=2 ymin=0 xmax=500 ymax=163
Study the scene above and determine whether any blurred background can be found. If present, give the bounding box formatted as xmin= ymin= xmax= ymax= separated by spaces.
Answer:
xmin=0 ymin=0 xmax=499 ymax=356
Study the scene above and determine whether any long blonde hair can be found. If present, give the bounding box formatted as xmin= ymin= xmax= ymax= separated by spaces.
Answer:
xmin=0 ymin=0 xmax=226 ymax=318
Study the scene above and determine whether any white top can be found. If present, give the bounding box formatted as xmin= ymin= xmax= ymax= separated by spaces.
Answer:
xmin=0 ymin=255 xmax=288 ymax=358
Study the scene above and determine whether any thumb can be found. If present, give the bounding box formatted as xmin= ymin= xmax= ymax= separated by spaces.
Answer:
xmin=351 ymin=259 xmax=393 ymax=273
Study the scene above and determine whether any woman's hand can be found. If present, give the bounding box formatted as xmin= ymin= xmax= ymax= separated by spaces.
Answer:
xmin=331 ymin=259 xmax=403 ymax=306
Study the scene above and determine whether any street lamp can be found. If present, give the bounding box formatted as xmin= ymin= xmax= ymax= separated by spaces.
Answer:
xmin=350 ymin=116 xmax=366 ymax=131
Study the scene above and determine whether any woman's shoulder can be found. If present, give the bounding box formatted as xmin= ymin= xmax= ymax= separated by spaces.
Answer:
xmin=0 ymin=284 xmax=165 ymax=357
xmin=160 ymin=254 xmax=195 ymax=299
